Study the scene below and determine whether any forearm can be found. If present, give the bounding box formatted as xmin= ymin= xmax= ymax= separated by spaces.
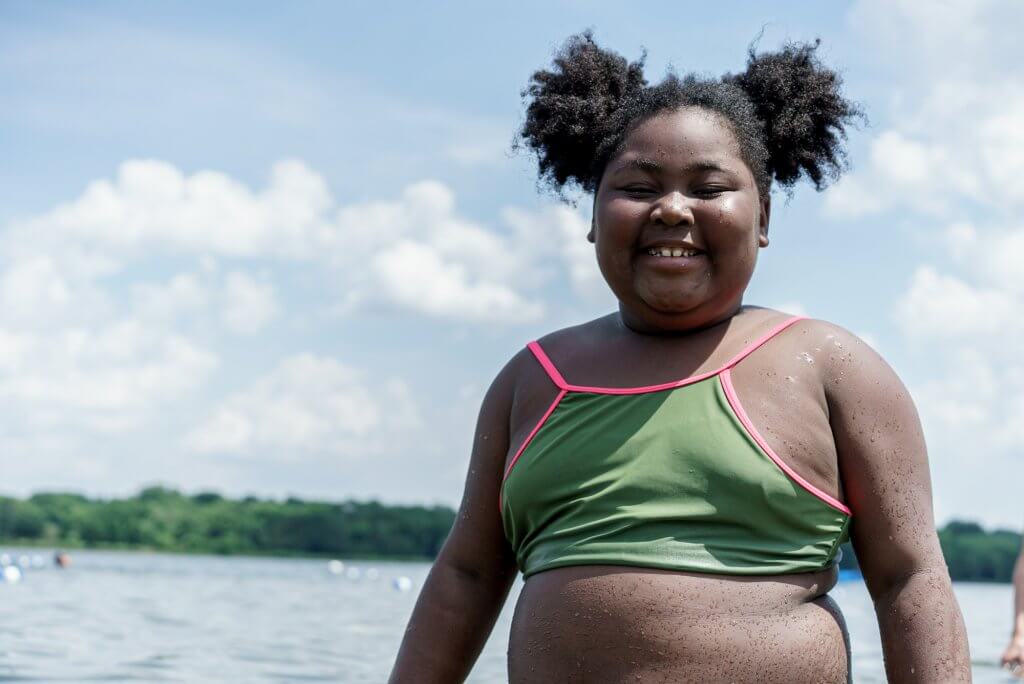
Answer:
xmin=389 ymin=558 xmax=516 ymax=683
xmin=874 ymin=566 xmax=971 ymax=682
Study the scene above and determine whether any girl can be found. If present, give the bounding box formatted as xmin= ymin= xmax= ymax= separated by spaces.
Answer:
xmin=390 ymin=34 xmax=970 ymax=683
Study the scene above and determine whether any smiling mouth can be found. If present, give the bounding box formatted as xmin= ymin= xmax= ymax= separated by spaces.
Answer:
xmin=644 ymin=246 xmax=704 ymax=258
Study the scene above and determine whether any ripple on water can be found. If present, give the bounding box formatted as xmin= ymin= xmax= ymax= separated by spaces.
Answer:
xmin=0 ymin=551 xmax=1011 ymax=682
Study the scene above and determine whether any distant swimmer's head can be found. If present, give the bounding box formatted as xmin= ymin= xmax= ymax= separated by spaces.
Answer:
xmin=517 ymin=33 xmax=862 ymax=332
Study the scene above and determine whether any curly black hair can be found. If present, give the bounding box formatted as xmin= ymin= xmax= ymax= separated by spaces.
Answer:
xmin=517 ymin=32 xmax=862 ymax=198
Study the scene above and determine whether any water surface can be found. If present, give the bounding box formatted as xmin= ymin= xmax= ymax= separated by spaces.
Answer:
xmin=0 ymin=551 xmax=1014 ymax=682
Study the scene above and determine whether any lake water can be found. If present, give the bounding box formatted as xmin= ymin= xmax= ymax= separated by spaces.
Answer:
xmin=0 ymin=550 xmax=1016 ymax=683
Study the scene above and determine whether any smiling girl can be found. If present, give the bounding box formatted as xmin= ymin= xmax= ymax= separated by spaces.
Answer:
xmin=389 ymin=34 xmax=970 ymax=683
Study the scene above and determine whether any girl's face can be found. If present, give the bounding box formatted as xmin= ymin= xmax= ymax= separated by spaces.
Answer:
xmin=592 ymin=107 xmax=769 ymax=333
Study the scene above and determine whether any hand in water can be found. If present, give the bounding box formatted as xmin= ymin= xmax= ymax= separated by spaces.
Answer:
xmin=1003 ymin=636 xmax=1024 ymax=678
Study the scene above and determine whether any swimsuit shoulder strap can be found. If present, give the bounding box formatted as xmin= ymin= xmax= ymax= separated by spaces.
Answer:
xmin=526 ymin=341 xmax=569 ymax=390
xmin=720 ymin=315 xmax=807 ymax=371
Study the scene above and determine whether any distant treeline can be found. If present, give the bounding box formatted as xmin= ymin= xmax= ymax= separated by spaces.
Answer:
xmin=0 ymin=487 xmax=455 ymax=559
xmin=838 ymin=521 xmax=1021 ymax=582
xmin=0 ymin=488 xmax=1019 ymax=581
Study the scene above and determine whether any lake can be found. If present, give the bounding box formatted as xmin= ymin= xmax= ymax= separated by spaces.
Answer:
xmin=0 ymin=550 xmax=1015 ymax=682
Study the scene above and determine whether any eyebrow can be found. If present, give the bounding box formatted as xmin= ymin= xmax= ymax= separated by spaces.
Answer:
xmin=611 ymin=158 xmax=729 ymax=174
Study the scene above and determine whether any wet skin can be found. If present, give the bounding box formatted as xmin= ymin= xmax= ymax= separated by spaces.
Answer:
xmin=389 ymin=109 xmax=970 ymax=683
xmin=506 ymin=110 xmax=848 ymax=682
xmin=505 ymin=309 xmax=854 ymax=683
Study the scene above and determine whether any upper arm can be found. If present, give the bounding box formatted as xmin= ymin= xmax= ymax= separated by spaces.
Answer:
xmin=820 ymin=324 xmax=946 ymax=598
xmin=435 ymin=351 xmax=525 ymax=581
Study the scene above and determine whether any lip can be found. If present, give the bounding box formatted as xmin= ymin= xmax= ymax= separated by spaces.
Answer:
xmin=637 ymin=239 xmax=707 ymax=254
xmin=637 ymin=251 xmax=706 ymax=271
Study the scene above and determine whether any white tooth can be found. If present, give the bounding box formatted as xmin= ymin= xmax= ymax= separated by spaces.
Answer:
xmin=659 ymin=248 xmax=672 ymax=257
xmin=671 ymin=248 xmax=683 ymax=257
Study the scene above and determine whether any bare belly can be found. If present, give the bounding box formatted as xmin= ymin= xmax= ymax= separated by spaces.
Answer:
xmin=508 ymin=565 xmax=850 ymax=684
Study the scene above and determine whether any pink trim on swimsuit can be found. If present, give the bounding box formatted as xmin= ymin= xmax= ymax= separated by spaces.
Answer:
xmin=527 ymin=316 xmax=807 ymax=395
xmin=499 ymin=389 xmax=567 ymax=511
xmin=719 ymin=369 xmax=852 ymax=515
xmin=507 ymin=316 xmax=852 ymax=515
xmin=720 ymin=316 xmax=807 ymax=372
xmin=526 ymin=341 xmax=569 ymax=390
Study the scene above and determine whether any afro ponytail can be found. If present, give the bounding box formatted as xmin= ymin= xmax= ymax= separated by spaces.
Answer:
xmin=517 ymin=32 xmax=646 ymax=193
xmin=519 ymin=33 xmax=861 ymax=197
xmin=728 ymin=41 xmax=863 ymax=190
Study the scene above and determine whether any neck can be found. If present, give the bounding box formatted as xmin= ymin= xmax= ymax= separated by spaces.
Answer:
xmin=617 ymin=301 xmax=745 ymax=337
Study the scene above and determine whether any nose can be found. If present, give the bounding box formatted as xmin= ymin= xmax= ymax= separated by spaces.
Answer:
xmin=650 ymin=191 xmax=693 ymax=226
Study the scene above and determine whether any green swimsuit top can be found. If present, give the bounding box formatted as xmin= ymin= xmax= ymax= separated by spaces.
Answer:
xmin=500 ymin=316 xmax=851 ymax=578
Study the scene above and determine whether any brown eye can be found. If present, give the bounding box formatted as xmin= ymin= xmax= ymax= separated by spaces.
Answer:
xmin=621 ymin=185 xmax=656 ymax=197
xmin=694 ymin=186 xmax=727 ymax=198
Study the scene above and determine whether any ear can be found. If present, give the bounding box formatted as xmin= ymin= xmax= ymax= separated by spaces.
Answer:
xmin=758 ymin=193 xmax=771 ymax=248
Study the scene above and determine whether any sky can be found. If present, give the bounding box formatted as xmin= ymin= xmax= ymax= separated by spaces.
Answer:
xmin=1 ymin=0 xmax=1022 ymax=528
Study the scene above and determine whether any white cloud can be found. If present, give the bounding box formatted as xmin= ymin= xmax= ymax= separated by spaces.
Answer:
xmin=131 ymin=273 xmax=208 ymax=326
xmin=370 ymin=241 xmax=542 ymax=323
xmin=186 ymin=353 xmax=419 ymax=458
xmin=9 ymin=162 xmax=594 ymax=326
xmin=839 ymin=0 xmax=1024 ymax=526
xmin=895 ymin=267 xmax=1016 ymax=339
xmin=0 ymin=256 xmax=71 ymax=320
xmin=0 ymin=157 xmax=599 ymax=494
xmin=333 ymin=180 xmax=554 ymax=323
xmin=501 ymin=203 xmax=603 ymax=300
xmin=222 ymin=271 xmax=278 ymax=334
xmin=826 ymin=2 xmax=1024 ymax=220
xmin=823 ymin=129 xmax=982 ymax=219
xmin=0 ymin=321 xmax=217 ymax=431
xmin=13 ymin=159 xmax=334 ymax=258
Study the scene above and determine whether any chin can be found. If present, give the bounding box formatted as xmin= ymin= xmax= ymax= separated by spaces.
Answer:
xmin=637 ymin=290 xmax=708 ymax=315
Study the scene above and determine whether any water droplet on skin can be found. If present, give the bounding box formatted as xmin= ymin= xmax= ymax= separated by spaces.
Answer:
xmin=798 ymin=352 xmax=814 ymax=364
xmin=785 ymin=375 xmax=796 ymax=383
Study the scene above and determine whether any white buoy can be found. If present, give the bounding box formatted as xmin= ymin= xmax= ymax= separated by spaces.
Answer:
xmin=327 ymin=559 xmax=345 ymax=575
xmin=345 ymin=566 xmax=362 ymax=581
xmin=392 ymin=576 xmax=413 ymax=592
xmin=365 ymin=567 xmax=380 ymax=581
xmin=0 ymin=554 xmax=10 ymax=567
xmin=3 ymin=566 xmax=22 ymax=584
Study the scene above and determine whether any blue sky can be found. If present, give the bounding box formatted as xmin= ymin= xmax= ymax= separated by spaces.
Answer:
xmin=1 ymin=0 xmax=1021 ymax=528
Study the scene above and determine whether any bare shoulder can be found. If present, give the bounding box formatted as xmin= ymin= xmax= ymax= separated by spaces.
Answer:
xmin=779 ymin=317 xmax=875 ymax=355
xmin=776 ymin=318 xmax=894 ymax=388
xmin=780 ymin=319 xmax=922 ymax=453
xmin=484 ymin=345 xmax=541 ymax=413
xmin=534 ymin=314 xmax=618 ymax=356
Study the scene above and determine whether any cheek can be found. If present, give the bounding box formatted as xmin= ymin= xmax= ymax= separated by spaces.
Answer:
xmin=596 ymin=198 xmax=645 ymax=237
xmin=703 ymin=197 xmax=761 ymax=251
